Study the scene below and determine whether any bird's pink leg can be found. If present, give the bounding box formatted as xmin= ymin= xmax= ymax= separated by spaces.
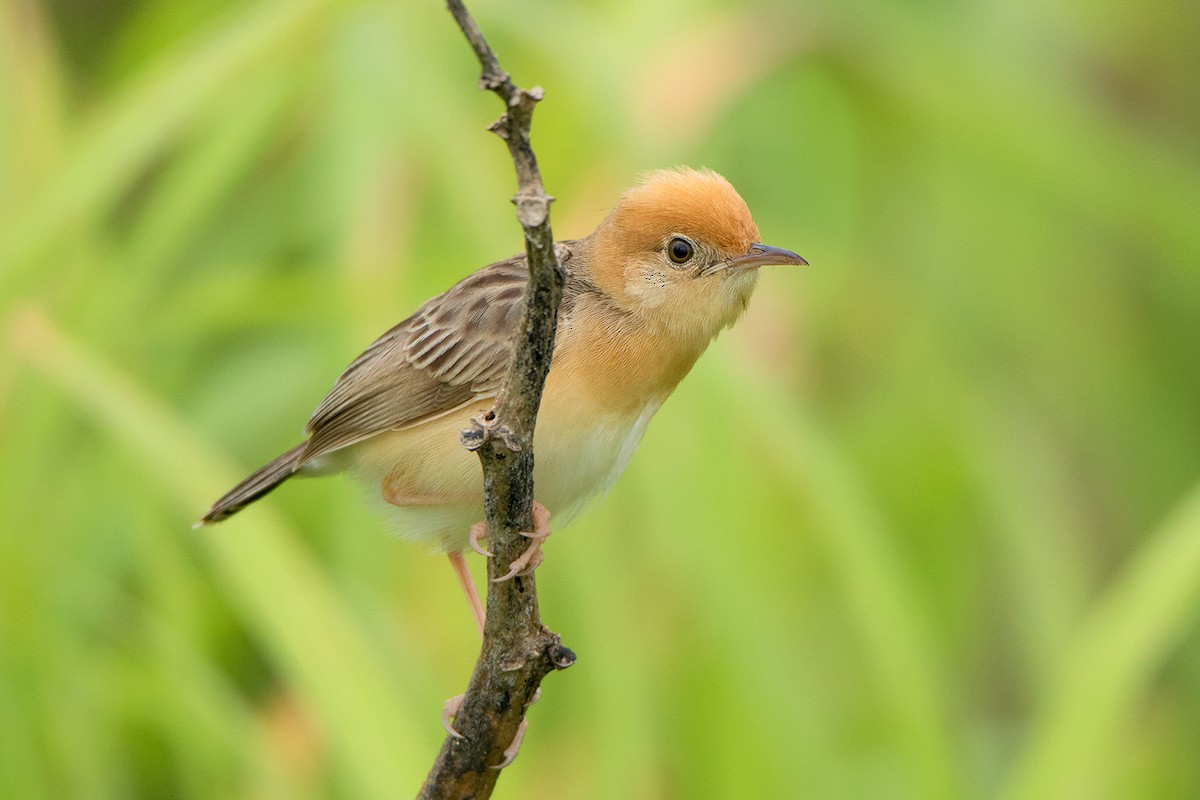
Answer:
xmin=492 ymin=501 xmax=552 ymax=583
xmin=442 ymin=551 xmax=482 ymax=741
xmin=448 ymin=550 xmax=485 ymax=637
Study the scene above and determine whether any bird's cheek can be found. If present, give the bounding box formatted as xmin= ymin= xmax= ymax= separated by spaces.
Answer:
xmin=623 ymin=269 xmax=669 ymax=309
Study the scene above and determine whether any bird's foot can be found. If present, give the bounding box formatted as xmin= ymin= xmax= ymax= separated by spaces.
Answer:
xmin=493 ymin=502 xmax=551 ymax=583
xmin=442 ymin=687 xmax=542 ymax=770
xmin=492 ymin=688 xmax=541 ymax=769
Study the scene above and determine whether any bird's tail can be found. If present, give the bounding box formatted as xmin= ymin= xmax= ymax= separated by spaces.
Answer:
xmin=197 ymin=442 xmax=308 ymax=526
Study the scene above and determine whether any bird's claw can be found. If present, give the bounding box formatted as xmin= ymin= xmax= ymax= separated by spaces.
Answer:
xmin=442 ymin=694 xmax=466 ymax=740
xmin=468 ymin=521 xmax=493 ymax=558
xmin=492 ymin=502 xmax=552 ymax=583
xmin=492 ymin=546 xmax=543 ymax=583
xmin=491 ymin=719 xmax=527 ymax=769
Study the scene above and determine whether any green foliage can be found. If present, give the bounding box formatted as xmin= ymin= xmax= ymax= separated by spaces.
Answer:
xmin=2 ymin=0 xmax=1198 ymax=797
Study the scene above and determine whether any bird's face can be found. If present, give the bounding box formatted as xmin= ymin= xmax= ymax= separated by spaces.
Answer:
xmin=591 ymin=168 xmax=806 ymax=344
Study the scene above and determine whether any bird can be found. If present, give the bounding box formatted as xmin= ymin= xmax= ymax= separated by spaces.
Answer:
xmin=199 ymin=166 xmax=807 ymax=635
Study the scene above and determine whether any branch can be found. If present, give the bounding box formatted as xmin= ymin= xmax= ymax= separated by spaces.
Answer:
xmin=418 ymin=2 xmax=572 ymax=798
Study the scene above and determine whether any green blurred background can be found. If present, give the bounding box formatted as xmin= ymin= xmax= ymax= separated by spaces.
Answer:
xmin=2 ymin=0 xmax=1199 ymax=797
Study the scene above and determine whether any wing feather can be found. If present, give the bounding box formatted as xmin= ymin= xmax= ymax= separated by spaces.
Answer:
xmin=295 ymin=245 xmax=574 ymax=464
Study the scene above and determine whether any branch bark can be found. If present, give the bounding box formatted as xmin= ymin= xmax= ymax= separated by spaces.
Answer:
xmin=418 ymin=2 xmax=573 ymax=798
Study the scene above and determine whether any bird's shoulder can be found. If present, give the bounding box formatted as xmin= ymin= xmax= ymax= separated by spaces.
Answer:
xmin=297 ymin=241 xmax=582 ymax=463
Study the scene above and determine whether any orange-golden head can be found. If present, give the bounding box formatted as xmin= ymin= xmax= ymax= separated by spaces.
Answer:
xmin=588 ymin=167 xmax=807 ymax=343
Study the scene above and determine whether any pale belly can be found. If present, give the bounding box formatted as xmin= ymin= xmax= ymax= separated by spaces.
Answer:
xmin=343 ymin=397 xmax=663 ymax=551
xmin=534 ymin=398 xmax=661 ymax=522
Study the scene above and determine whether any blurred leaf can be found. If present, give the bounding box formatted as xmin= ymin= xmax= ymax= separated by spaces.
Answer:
xmin=0 ymin=0 xmax=345 ymax=293
xmin=9 ymin=307 xmax=425 ymax=798
xmin=1002 ymin=480 xmax=1200 ymax=800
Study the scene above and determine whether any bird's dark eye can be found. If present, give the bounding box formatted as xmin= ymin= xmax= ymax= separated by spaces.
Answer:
xmin=667 ymin=237 xmax=694 ymax=265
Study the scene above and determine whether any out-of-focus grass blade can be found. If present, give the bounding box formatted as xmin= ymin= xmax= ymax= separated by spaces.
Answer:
xmin=834 ymin=1 xmax=1200 ymax=261
xmin=0 ymin=0 xmax=342 ymax=290
xmin=1000 ymin=479 xmax=1200 ymax=800
xmin=703 ymin=345 xmax=967 ymax=800
xmin=122 ymin=70 xmax=295 ymax=276
xmin=8 ymin=307 xmax=425 ymax=798
xmin=0 ymin=1 xmax=66 ymax=218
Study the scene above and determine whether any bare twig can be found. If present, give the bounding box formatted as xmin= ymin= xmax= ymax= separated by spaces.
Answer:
xmin=418 ymin=2 xmax=572 ymax=798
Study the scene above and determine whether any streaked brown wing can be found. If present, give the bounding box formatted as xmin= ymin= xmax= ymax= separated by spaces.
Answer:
xmin=296 ymin=245 xmax=573 ymax=464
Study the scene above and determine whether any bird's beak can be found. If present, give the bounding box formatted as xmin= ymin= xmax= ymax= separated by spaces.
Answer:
xmin=705 ymin=243 xmax=808 ymax=276
xmin=728 ymin=243 xmax=808 ymax=270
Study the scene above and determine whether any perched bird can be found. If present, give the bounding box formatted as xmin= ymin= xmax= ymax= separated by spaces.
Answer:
xmin=199 ymin=167 xmax=806 ymax=633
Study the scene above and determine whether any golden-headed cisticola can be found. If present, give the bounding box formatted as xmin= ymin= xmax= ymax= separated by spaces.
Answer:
xmin=199 ymin=167 xmax=807 ymax=633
